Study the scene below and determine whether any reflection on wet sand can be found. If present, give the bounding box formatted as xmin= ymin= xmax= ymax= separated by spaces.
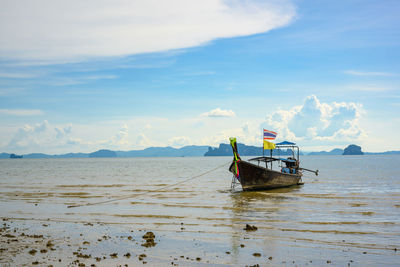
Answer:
xmin=228 ymin=186 xmax=302 ymax=265
xmin=227 ymin=181 xmax=400 ymax=265
xmin=231 ymin=185 xmax=301 ymax=204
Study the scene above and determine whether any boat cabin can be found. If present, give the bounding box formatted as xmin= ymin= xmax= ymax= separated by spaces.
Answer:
xmin=249 ymin=141 xmax=300 ymax=174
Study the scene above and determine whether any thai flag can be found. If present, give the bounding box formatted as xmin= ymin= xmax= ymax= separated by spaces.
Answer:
xmin=263 ymin=129 xmax=277 ymax=140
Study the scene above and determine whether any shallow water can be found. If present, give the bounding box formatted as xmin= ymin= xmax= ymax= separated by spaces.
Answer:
xmin=1 ymin=155 xmax=399 ymax=266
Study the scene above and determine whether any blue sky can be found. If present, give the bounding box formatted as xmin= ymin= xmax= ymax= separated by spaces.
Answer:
xmin=0 ymin=0 xmax=399 ymax=154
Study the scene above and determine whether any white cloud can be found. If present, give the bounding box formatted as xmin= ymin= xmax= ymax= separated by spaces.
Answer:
xmin=84 ymin=75 xmax=117 ymax=80
xmin=55 ymin=125 xmax=72 ymax=139
xmin=199 ymin=121 xmax=260 ymax=147
xmin=66 ymin=138 xmax=83 ymax=146
xmin=346 ymin=85 xmax=394 ymax=92
xmin=109 ymin=124 xmax=130 ymax=146
xmin=0 ymin=72 xmax=38 ymax=79
xmin=0 ymin=99 xmax=371 ymax=154
xmin=33 ymin=74 xmax=118 ymax=87
xmin=5 ymin=120 xmax=51 ymax=149
xmin=64 ymin=123 xmax=131 ymax=149
xmin=0 ymin=0 xmax=295 ymax=63
xmin=2 ymin=120 xmax=136 ymax=153
xmin=0 ymin=88 xmax=25 ymax=96
xmin=344 ymin=70 xmax=396 ymax=77
xmin=201 ymin=108 xmax=236 ymax=117
xmin=0 ymin=109 xmax=44 ymax=116
xmin=136 ymin=133 xmax=152 ymax=148
xmin=168 ymin=136 xmax=192 ymax=147
xmin=263 ymin=95 xmax=366 ymax=145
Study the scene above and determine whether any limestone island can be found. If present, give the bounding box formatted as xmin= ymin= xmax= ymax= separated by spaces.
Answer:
xmin=343 ymin=144 xmax=364 ymax=155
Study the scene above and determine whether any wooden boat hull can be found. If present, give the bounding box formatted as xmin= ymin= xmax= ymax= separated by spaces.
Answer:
xmin=230 ymin=160 xmax=302 ymax=191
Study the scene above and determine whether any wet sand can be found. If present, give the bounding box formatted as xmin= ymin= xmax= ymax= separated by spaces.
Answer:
xmin=2 ymin=214 xmax=397 ymax=266
xmin=0 ymin=217 xmax=281 ymax=266
xmin=1 ymin=156 xmax=400 ymax=266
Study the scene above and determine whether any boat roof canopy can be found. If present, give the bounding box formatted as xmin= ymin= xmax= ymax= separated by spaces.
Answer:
xmin=276 ymin=141 xmax=296 ymax=146
xmin=249 ymin=156 xmax=297 ymax=163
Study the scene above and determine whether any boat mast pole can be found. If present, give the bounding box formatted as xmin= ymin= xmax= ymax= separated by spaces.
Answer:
xmin=270 ymin=149 xmax=272 ymax=169
xmin=262 ymin=130 xmax=267 ymax=168
xmin=297 ymin=146 xmax=299 ymax=160
xmin=262 ymin=128 xmax=264 ymax=158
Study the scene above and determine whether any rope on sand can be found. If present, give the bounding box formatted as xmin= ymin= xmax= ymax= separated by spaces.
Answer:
xmin=67 ymin=161 xmax=231 ymax=208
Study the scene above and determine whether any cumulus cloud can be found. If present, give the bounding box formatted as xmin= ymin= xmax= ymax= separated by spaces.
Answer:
xmin=109 ymin=124 xmax=130 ymax=146
xmin=263 ymin=95 xmax=366 ymax=144
xmin=201 ymin=108 xmax=236 ymax=117
xmin=168 ymin=136 xmax=192 ymax=147
xmin=65 ymin=123 xmax=131 ymax=149
xmin=55 ymin=124 xmax=72 ymax=139
xmin=6 ymin=120 xmax=51 ymax=149
xmin=144 ymin=124 xmax=152 ymax=131
xmin=0 ymin=0 xmax=295 ymax=62
xmin=2 ymin=120 xmax=136 ymax=152
xmin=5 ymin=120 xmax=77 ymax=151
xmin=200 ymin=121 xmax=260 ymax=147
xmin=66 ymin=138 xmax=83 ymax=145
xmin=136 ymin=133 xmax=152 ymax=148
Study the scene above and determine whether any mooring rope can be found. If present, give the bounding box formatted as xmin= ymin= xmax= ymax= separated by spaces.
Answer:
xmin=67 ymin=160 xmax=231 ymax=208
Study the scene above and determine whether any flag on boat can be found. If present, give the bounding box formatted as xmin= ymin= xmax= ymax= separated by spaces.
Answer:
xmin=263 ymin=129 xmax=277 ymax=140
xmin=263 ymin=129 xmax=277 ymax=150
xmin=263 ymin=140 xmax=276 ymax=150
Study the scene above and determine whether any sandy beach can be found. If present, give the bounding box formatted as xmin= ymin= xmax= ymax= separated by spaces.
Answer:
xmin=1 ymin=217 xmax=278 ymax=266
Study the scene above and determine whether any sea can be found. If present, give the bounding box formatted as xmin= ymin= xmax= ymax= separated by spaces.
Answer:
xmin=0 ymin=155 xmax=399 ymax=266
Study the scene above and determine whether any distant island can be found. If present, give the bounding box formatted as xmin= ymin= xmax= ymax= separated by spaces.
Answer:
xmin=308 ymin=148 xmax=344 ymax=155
xmin=0 ymin=145 xmax=210 ymax=159
xmin=308 ymin=145 xmax=365 ymax=155
xmin=310 ymin=144 xmax=400 ymax=155
xmin=205 ymin=143 xmax=296 ymax=156
xmin=1 ymin=143 xmax=399 ymax=159
xmin=9 ymin=153 xmax=23 ymax=159
xmin=343 ymin=144 xmax=364 ymax=155
xmin=89 ymin=149 xmax=117 ymax=158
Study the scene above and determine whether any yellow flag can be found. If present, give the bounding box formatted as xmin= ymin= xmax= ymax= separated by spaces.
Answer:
xmin=263 ymin=140 xmax=276 ymax=150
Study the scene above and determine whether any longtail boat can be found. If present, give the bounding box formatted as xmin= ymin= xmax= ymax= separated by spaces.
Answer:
xmin=229 ymin=138 xmax=318 ymax=191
